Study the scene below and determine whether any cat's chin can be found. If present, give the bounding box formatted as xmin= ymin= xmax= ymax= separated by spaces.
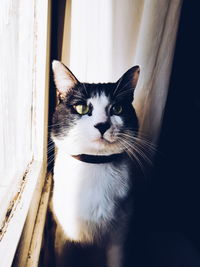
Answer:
xmin=91 ymin=137 xmax=120 ymax=150
xmin=54 ymin=138 xmax=123 ymax=156
xmin=89 ymin=139 xmax=124 ymax=155
xmin=92 ymin=137 xmax=112 ymax=144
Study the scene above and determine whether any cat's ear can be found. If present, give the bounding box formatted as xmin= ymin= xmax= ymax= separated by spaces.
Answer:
xmin=52 ymin=60 xmax=79 ymax=97
xmin=115 ymin=66 xmax=140 ymax=98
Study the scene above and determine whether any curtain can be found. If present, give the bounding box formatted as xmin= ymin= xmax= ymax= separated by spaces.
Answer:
xmin=60 ymin=0 xmax=183 ymax=144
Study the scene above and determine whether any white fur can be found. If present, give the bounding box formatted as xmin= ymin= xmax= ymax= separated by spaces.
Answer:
xmin=52 ymin=151 xmax=129 ymax=243
xmin=88 ymin=94 xmax=109 ymax=124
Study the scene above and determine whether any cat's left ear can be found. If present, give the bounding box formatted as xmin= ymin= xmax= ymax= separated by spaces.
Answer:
xmin=52 ymin=60 xmax=79 ymax=98
xmin=115 ymin=66 xmax=140 ymax=98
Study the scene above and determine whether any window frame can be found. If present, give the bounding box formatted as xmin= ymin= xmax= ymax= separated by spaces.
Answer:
xmin=0 ymin=1 xmax=51 ymax=266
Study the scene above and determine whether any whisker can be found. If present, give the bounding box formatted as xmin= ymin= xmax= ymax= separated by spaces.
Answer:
xmin=118 ymin=132 xmax=157 ymax=153
xmin=132 ymin=144 xmax=153 ymax=166
xmin=47 ymin=157 xmax=55 ymax=173
xmin=121 ymin=131 xmax=157 ymax=151
xmin=125 ymin=129 xmax=149 ymax=139
xmin=117 ymin=133 xmax=154 ymax=170
xmin=47 ymin=155 xmax=55 ymax=165
xmin=47 ymin=143 xmax=54 ymax=148
xmin=120 ymin=138 xmax=143 ymax=160
xmin=133 ymin=142 xmax=155 ymax=160
xmin=47 ymin=140 xmax=55 ymax=147
xmin=48 ymin=122 xmax=66 ymax=129
xmin=47 ymin=147 xmax=55 ymax=154
xmin=47 ymin=141 xmax=55 ymax=148
xmin=118 ymin=139 xmax=146 ymax=176
xmin=118 ymin=139 xmax=136 ymax=162
xmin=122 ymin=131 xmax=157 ymax=151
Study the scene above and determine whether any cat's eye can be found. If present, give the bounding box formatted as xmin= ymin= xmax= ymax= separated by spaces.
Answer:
xmin=111 ymin=104 xmax=123 ymax=115
xmin=74 ymin=104 xmax=89 ymax=115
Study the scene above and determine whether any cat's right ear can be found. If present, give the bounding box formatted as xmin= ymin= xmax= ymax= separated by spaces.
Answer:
xmin=52 ymin=60 xmax=79 ymax=98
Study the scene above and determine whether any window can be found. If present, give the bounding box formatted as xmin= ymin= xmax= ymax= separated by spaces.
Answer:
xmin=0 ymin=1 xmax=51 ymax=266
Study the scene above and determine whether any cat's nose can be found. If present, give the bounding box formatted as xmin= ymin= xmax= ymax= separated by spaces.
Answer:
xmin=94 ymin=122 xmax=110 ymax=136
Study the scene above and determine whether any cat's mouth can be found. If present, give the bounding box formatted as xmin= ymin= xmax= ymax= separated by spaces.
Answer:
xmin=92 ymin=136 xmax=116 ymax=145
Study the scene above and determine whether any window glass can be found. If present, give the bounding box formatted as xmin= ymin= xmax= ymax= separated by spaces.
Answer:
xmin=0 ymin=0 xmax=35 ymax=221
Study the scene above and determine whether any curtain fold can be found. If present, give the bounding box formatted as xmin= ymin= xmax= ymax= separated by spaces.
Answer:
xmin=134 ymin=0 xmax=183 ymax=142
xmin=61 ymin=0 xmax=183 ymax=143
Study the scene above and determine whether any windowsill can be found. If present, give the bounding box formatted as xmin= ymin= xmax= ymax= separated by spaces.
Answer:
xmin=0 ymin=157 xmax=33 ymax=229
xmin=0 ymin=160 xmax=47 ymax=267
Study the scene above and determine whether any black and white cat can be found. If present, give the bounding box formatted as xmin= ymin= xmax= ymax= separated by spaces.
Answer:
xmin=50 ymin=60 xmax=140 ymax=267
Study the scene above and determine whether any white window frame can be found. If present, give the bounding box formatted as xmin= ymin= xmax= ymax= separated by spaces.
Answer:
xmin=0 ymin=1 xmax=51 ymax=266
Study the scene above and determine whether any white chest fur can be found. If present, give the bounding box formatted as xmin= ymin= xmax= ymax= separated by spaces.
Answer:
xmin=51 ymin=151 xmax=130 ymax=243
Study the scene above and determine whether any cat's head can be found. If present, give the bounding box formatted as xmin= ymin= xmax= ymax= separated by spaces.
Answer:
xmin=51 ymin=60 xmax=140 ymax=156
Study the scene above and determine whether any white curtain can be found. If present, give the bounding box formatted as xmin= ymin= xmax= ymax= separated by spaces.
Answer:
xmin=61 ymin=0 xmax=182 ymax=143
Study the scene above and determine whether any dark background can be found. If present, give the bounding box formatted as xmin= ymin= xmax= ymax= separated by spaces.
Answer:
xmin=49 ymin=1 xmax=200 ymax=266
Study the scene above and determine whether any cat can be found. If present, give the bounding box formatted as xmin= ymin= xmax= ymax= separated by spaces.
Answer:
xmin=50 ymin=60 xmax=140 ymax=267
